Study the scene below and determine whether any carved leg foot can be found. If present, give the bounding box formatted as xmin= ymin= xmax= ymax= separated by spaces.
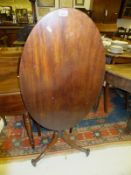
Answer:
xmin=63 ymin=132 xmax=90 ymax=156
xmin=31 ymin=131 xmax=58 ymax=167
xmin=23 ymin=112 xmax=35 ymax=149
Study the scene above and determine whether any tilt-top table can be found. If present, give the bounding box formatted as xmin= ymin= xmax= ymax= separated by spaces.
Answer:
xmin=19 ymin=8 xmax=105 ymax=166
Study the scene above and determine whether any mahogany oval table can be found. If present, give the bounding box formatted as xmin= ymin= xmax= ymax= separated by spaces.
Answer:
xmin=19 ymin=8 xmax=105 ymax=166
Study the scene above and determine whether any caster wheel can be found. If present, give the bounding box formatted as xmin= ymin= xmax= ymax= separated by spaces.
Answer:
xmin=31 ymin=159 xmax=37 ymax=167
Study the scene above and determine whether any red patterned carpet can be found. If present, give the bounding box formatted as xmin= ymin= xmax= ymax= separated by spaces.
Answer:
xmin=0 ymin=89 xmax=131 ymax=159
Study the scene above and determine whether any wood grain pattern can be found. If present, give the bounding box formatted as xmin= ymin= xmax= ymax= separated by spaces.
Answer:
xmin=92 ymin=0 xmax=121 ymax=23
xmin=20 ymin=8 xmax=105 ymax=131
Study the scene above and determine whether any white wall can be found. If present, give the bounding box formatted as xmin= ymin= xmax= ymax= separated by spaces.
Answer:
xmin=0 ymin=0 xmax=32 ymax=11
xmin=117 ymin=18 xmax=131 ymax=29
xmin=74 ymin=0 xmax=92 ymax=9
xmin=36 ymin=0 xmax=92 ymax=20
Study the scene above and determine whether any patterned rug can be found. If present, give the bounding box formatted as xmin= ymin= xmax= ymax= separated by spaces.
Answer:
xmin=0 ymin=89 xmax=131 ymax=159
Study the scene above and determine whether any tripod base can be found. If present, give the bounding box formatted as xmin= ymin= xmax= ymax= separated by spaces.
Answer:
xmin=31 ymin=131 xmax=90 ymax=166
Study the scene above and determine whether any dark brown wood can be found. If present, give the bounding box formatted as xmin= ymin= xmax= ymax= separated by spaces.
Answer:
xmin=92 ymin=0 xmax=121 ymax=23
xmin=103 ymin=83 xmax=109 ymax=113
xmin=29 ymin=0 xmax=37 ymax=24
xmin=92 ymin=0 xmax=105 ymax=23
xmin=32 ymin=131 xmax=58 ymax=166
xmin=0 ymin=25 xmax=33 ymax=46
xmin=0 ymin=35 xmax=8 ymax=46
xmin=33 ymin=120 xmax=41 ymax=136
xmin=63 ymin=131 xmax=90 ymax=154
xmin=23 ymin=112 xmax=35 ymax=149
xmin=112 ymin=57 xmax=131 ymax=64
xmin=0 ymin=27 xmax=21 ymax=46
xmin=125 ymin=116 xmax=131 ymax=133
xmin=0 ymin=93 xmax=25 ymax=115
xmin=20 ymin=8 xmax=105 ymax=131
xmin=31 ymin=131 xmax=90 ymax=166
xmin=104 ymin=1 xmax=121 ymax=23
xmin=69 ymin=128 xmax=73 ymax=133
xmin=125 ymin=91 xmax=129 ymax=110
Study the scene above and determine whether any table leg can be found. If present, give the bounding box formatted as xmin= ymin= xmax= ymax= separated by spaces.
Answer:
xmin=34 ymin=120 xmax=41 ymax=136
xmin=103 ymin=82 xmax=109 ymax=113
xmin=31 ymin=131 xmax=58 ymax=166
xmin=23 ymin=112 xmax=35 ymax=149
xmin=63 ymin=131 xmax=90 ymax=156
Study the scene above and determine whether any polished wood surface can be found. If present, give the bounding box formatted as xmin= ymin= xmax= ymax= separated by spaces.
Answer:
xmin=92 ymin=0 xmax=121 ymax=23
xmin=20 ymin=8 xmax=105 ymax=131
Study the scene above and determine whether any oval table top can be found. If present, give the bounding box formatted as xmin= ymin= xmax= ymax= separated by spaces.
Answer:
xmin=19 ymin=8 xmax=105 ymax=131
